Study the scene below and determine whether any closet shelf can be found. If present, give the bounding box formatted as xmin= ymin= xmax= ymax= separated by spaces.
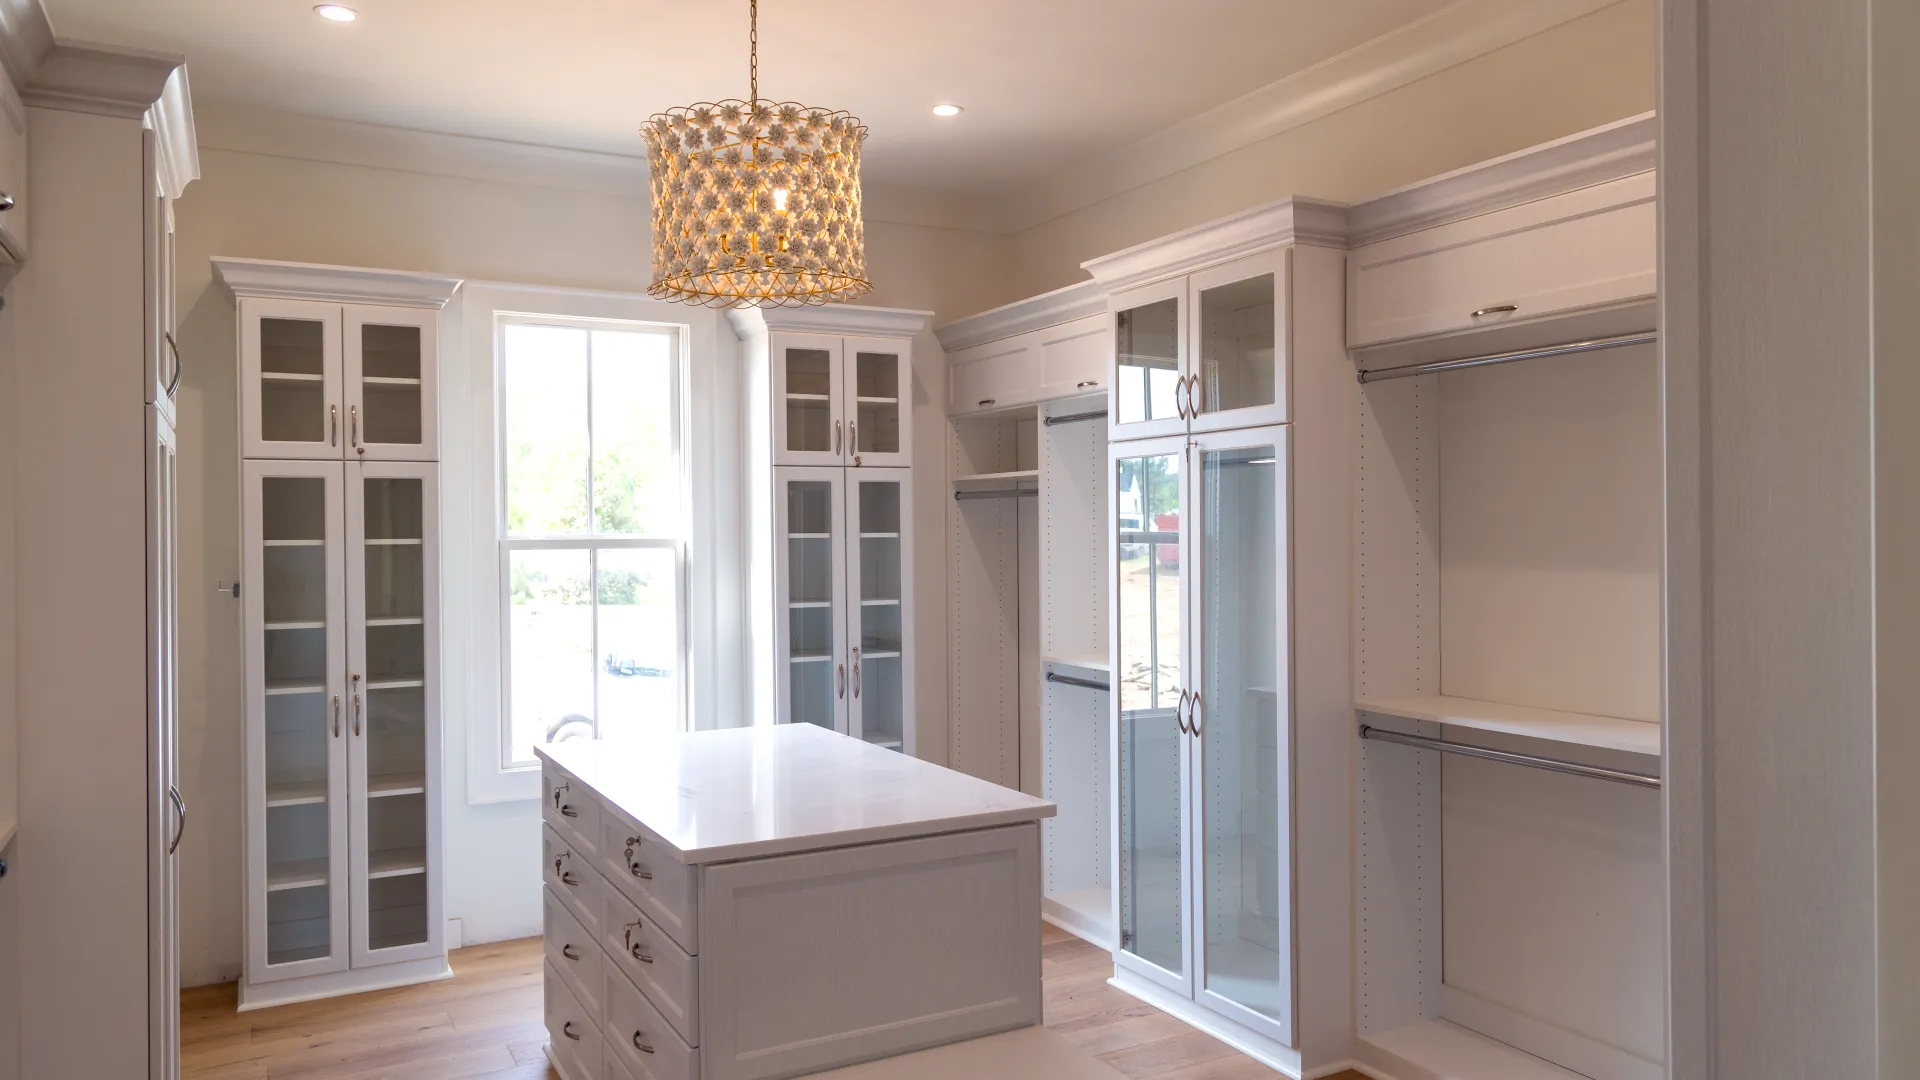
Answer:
xmin=263 ymin=539 xmax=324 ymax=548
xmin=366 ymin=538 xmax=423 ymax=546
xmin=369 ymin=848 xmax=428 ymax=879
xmin=366 ymin=617 xmax=424 ymax=627
xmin=789 ymin=601 xmax=832 ymax=609
xmin=860 ymin=598 xmax=901 ymax=607
xmin=784 ymin=393 xmax=831 ymax=402
xmin=861 ymin=650 xmax=902 ymax=660
xmin=953 ymin=469 xmax=1039 ymax=493
xmin=862 ymin=735 xmax=903 ymax=750
xmin=854 ymin=396 xmax=898 ymax=405
xmin=265 ymin=620 xmax=325 ymax=631
xmin=1364 ymin=1020 xmax=1589 ymax=1080
xmin=266 ymin=781 xmax=328 ymax=808
xmin=265 ymin=680 xmax=327 ymax=697
xmin=261 ymin=372 xmax=324 ymax=383
xmin=367 ymin=677 xmax=425 ymax=690
xmin=370 ymin=772 xmax=428 ymax=798
xmin=266 ymin=859 xmax=330 ymax=892
xmin=1354 ymin=693 xmax=1660 ymax=758
xmin=361 ymin=377 xmax=422 ymax=386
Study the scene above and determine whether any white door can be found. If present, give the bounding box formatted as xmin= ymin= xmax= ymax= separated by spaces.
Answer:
xmin=147 ymin=408 xmax=181 ymax=1080
xmin=244 ymin=460 xmax=352 ymax=984
xmin=344 ymin=305 xmax=439 ymax=462
xmin=1188 ymin=250 xmax=1291 ymax=434
xmin=844 ymin=337 xmax=912 ymax=468
xmin=1109 ymin=281 xmax=1189 ymax=443
xmin=1186 ymin=426 xmax=1293 ymax=1045
xmin=1110 ymin=434 xmax=1194 ymax=996
xmin=772 ymin=333 xmax=847 ymax=467
xmin=775 ymin=468 xmax=849 ymax=732
xmin=844 ymin=470 xmax=913 ymax=752
xmin=346 ymin=462 xmax=443 ymax=968
xmin=241 ymin=298 xmax=343 ymax=460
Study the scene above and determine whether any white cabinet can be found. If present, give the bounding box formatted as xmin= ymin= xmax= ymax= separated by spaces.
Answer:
xmin=236 ymin=294 xmax=441 ymax=462
xmin=773 ymin=331 xmax=911 ymax=468
xmin=1346 ymin=171 xmax=1656 ymax=350
xmin=1111 ymin=425 xmax=1294 ymax=1047
xmin=774 ymin=468 xmax=915 ymax=752
xmin=1035 ymin=315 xmax=1109 ymax=402
xmin=946 ymin=313 xmax=1110 ymax=417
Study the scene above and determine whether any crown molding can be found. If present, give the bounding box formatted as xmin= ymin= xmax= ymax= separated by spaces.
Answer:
xmin=212 ymin=256 xmax=463 ymax=309
xmin=22 ymin=39 xmax=182 ymax=119
xmin=1082 ymin=197 xmax=1349 ymax=293
xmin=727 ymin=304 xmax=934 ymax=341
xmin=1347 ymin=111 xmax=1656 ymax=246
xmin=934 ymin=280 xmax=1106 ymax=352
xmin=996 ymin=0 xmax=1626 ymax=234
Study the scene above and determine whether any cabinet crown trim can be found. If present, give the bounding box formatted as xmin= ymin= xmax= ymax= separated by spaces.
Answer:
xmin=934 ymin=280 xmax=1106 ymax=353
xmin=213 ymin=256 xmax=464 ymax=308
xmin=1346 ymin=111 xmax=1656 ymax=246
xmin=1081 ymin=196 xmax=1348 ymax=293
xmin=727 ymin=304 xmax=933 ymax=341
xmin=22 ymin=39 xmax=181 ymax=119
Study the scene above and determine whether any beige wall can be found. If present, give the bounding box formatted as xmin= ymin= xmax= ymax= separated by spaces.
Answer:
xmin=1000 ymin=0 xmax=1656 ymax=300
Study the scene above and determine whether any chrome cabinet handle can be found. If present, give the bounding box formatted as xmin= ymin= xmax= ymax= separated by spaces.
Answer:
xmin=632 ymin=1032 xmax=655 ymax=1055
xmin=562 ymin=1022 xmax=581 ymax=1042
xmin=1077 ymin=380 xmax=1099 ymax=389
xmin=164 ymin=332 xmax=182 ymax=398
xmin=0 ymin=192 xmax=15 ymax=211
xmin=977 ymin=398 xmax=995 ymax=407
xmin=1470 ymin=304 xmax=1518 ymax=318
xmin=837 ymin=663 xmax=846 ymax=699
xmin=350 ymin=405 xmax=361 ymax=453
xmin=168 ymin=785 xmax=187 ymax=855
xmin=1175 ymin=689 xmax=1191 ymax=735
xmin=833 ymin=419 xmax=842 ymax=454
xmin=1189 ymin=374 xmax=1203 ymax=416
xmin=849 ymin=420 xmax=857 ymax=459
xmin=1175 ymin=376 xmax=1190 ymax=420
xmin=329 ymin=404 xmax=338 ymax=447
xmin=1190 ymin=691 xmax=1204 ymax=736
xmin=559 ymin=804 xmax=578 ymax=818
xmin=562 ymin=944 xmax=580 ymax=960
xmin=352 ymin=673 xmax=362 ymax=736
xmin=632 ymin=943 xmax=654 ymax=964
xmin=852 ymin=646 xmax=861 ymax=699
xmin=332 ymin=694 xmax=341 ymax=738
xmin=560 ymin=871 xmax=580 ymax=886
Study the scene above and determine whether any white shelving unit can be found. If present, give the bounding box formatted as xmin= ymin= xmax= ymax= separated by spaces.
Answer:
xmin=219 ymin=259 xmax=459 ymax=1010
xmin=1356 ymin=694 xmax=1660 ymax=758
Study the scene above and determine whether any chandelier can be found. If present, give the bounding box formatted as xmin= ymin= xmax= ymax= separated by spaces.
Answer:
xmin=642 ymin=0 xmax=873 ymax=307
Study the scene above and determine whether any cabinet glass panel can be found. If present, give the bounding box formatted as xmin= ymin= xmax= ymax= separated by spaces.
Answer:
xmin=784 ymin=347 xmax=835 ymax=455
xmin=787 ymin=479 xmax=839 ymax=728
xmin=1116 ymin=299 xmax=1181 ymax=427
xmin=1197 ymin=445 xmax=1284 ymax=1021
xmin=854 ymin=351 xmax=902 ymax=456
xmin=595 ymin=546 xmax=679 ymax=743
xmin=1116 ymin=449 xmax=1184 ymax=976
xmin=361 ymin=476 xmax=428 ymax=951
xmin=855 ymin=479 xmax=904 ymax=750
xmin=260 ymin=317 xmax=329 ymax=447
xmin=1196 ymin=274 xmax=1275 ymax=417
xmin=359 ymin=323 xmax=424 ymax=447
xmin=260 ymin=475 xmax=335 ymax=967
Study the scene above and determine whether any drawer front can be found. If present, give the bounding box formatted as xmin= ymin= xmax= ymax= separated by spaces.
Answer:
xmin=546 ymin=887 xmax=606 ymax=1023
xmin=604 ymin=1039 xmax=640 ymax=1080
xmin=606 ymin=965 xmax=702 ymax=1080
xmin=598 ymin=815 xmax=699 ymax=955
xmin=602 ymin=880 xmax=701 ymax=1046
xmin=1348 ymin=172 xmax=1657 ymax=349
xmin=546 ymin=959 xmax=602 ymax=1080
xmin=546 ymin=767 xmax=602 ymax=857
xmin=1036 ymin=315 xmax=1110 ymax=400
xmin=948 ymin=335 xmax=1038 ymax=415
xmin=545 ymin=824 xmax=605 ymax=941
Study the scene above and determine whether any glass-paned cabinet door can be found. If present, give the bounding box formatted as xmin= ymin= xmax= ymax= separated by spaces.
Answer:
xmin=1113 ymin=437 xmax=1192 ymax=992
xmin=847 ymin=337 xmax=912 ymax=468
xmin=1189 ymin=427 xmax=1293 ymax=1044
xmin=1111 ymin=282 xmax=1188 ymax=442
xmin=773 ymin=333 xmax=846 ymax=467
xmin=242 ymin=298 xmax=342 ymax=460
xmin=1189 ymin=249 xmax=1289 ymax=432
xmin=243 ymin=460 xmax=350 ymax=984
xmin=777 ymin=468 xmax=847 ymax=732
xmin=345 ymin=305 xmax=438 ymax=461
xmin=347 ymin=462 xmax=440 ymax=967
xmin=847 ymin=472 xmax=912 ymax=752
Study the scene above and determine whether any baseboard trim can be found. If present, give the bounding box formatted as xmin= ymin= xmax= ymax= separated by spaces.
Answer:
xmin=237 ymin=955 xmax=453 ymax=1011
xmin=1040 ymin=899 xmax=1113 ymax=950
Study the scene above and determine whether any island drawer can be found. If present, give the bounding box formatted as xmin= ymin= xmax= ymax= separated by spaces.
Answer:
xmin=545 ymin=887 xmax=605 ymax=1025
xmin=606 ymin=963 xmax=702 ymax=1080
xmin=545 ymin=959 xmax=601 ymax=1080
xmin=544 ymin=824 xmax=605 ymax=942
xmin=598 ymin=813 xmax=699 ymax=955
xmin=545 ymin=766 xmax=601 ymax=858
xmin=604 ymin=1038 xmax=639 ymax=1080
xmin=601 ymin=880 xmax=700 ymax=1046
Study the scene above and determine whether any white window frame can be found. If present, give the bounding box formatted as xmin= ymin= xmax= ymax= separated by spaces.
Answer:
xmin=447 ymin=282 xmax=745 ymax=804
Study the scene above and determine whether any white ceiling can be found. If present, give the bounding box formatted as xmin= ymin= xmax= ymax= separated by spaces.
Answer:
xmin=43 ymin=0 xmax=1453 ymax=194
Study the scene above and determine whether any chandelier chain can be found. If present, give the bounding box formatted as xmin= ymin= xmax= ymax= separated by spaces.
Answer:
xmin=749 ymin=0 xmax=759 ymax=105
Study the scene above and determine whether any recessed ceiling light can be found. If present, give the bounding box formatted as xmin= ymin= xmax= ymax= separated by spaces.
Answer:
xmin=314 ymin=4 xmax=358 ymax=22
xmin=931 ymin=104 xmax=964 ymax=118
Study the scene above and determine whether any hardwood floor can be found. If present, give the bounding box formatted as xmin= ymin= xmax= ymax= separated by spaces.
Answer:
xmin=181 ymin=928 xmax=1366 ymax=1080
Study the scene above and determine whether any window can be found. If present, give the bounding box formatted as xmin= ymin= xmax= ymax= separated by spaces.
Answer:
xmin=497 ymin=317 xmax=686 ymax=768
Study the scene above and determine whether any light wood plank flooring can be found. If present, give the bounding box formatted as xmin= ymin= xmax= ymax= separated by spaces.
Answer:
xmin=181 ymin=928 xmax=1366 ymax=1080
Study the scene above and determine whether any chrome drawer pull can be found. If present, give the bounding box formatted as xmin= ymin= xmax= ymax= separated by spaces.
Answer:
xmin=560 ymin=872 xmax=580 ymax=886
xmin=1470 ymin=304 xmax=1518 ymax=318
xmin=562 ymin=1021 xmax=582 ymax=1041
xmin=633 ymin=1032 xmax=655 ymax=1055
xmin=559 ymin=804 xmax=579 ymax=818
xmin=632 ymin=944 xmax=654 ymax=965
xmin=562 ymin=944 xmax=580 ymax=961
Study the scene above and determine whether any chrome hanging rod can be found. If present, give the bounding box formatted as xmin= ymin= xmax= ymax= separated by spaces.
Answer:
xmin=1044 ymin=408 xmax=1108 ymax=427
xmin=954 ymin=488 xmax=1039 ymax=502
xmin=1355 ymin=331 xmax=1658 ymax=384
xmin=1358 ymin=724 xmax=1661 ymax=789
xmin=1045 ymin=671 xmax=1110 ymax=692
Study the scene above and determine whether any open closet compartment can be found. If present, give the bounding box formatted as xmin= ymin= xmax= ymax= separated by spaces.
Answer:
xmin=1345 ymin=114 xmax=1666 ymax=1080
xmin=937 ymin=282 xmax=1116 ymax=945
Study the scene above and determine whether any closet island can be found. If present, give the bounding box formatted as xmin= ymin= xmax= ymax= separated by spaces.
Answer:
xmin=537 ymin=724 xmax=1056 ymax=1080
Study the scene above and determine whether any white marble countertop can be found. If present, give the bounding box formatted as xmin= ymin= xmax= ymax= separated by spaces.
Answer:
xmin=538 ymin=725 xmax=1056 ymax=865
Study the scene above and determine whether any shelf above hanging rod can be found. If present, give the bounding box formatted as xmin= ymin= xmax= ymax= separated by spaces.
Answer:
xmin=1358 ymin=724 xmax=1661 ymax=789
xmin=955 ymin=488 xmax=1039 ymax=502
xmin=1045 ymin=671 xmax=1110 ymax=692
xmin=1355 ymin=330 xmax=1658 ymax=384
xmin=1044 ymin=408 xmax=1108 ymax=427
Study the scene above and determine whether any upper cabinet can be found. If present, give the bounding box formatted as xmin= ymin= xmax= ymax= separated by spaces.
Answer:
xmin=215 ymin=260 xmax=462 ymax=462
xmin=1087 ymin=200 xmax=1346 ymax=440
xmin=773 ymin=332 xmax=911 ymax=468
xmin=938 ymin=280 xmax=1110 ymax=417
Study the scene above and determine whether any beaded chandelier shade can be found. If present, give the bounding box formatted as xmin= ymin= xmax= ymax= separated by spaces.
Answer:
xmin=642 ymin=0 xmax=872 ymax=307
